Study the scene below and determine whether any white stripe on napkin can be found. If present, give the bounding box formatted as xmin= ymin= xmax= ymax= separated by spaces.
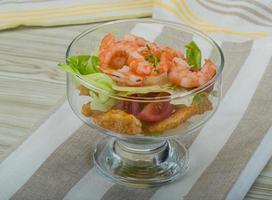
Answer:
xmin=150 ymin=38 xmax=272 ymax=200
xmin=226 ymin=126 xmax=272 ymax=200
xmin=0 ymin=101 xmax=83 ymax=200
xmin=64 ymin=168 xmax=114 ymax=200
xmin=129 ymin=22 xmax=163 ymax=41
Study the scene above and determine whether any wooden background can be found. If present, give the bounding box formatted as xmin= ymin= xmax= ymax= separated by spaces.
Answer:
xmin=0 ymin=24 xmax=271 ymax=199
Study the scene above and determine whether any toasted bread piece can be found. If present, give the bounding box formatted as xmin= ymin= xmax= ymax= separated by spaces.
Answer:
xmin=81 ymin=102 xmax=93 ymax=117
xmin=79 ymin=85 xmax=90 ymax=96
xmin=93 ymin=109 xmax=142 ymax=135
xmin=144 ymin=97 xmax=212 ymax=133
xmin=81 ymin=102 xmax=102 ymax=117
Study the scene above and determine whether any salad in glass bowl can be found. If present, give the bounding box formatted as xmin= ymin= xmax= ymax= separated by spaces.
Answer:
xmin=59 ymin=19 xmax=224 ymax=187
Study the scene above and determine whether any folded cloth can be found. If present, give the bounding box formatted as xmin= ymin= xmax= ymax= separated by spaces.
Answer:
xmin=153 ymin=0 xmax=272 ymax=39
xmin=152 ymin=1 xmax=272 ymax=200
xmin=0 ymin=0 xmax=153 ymax=30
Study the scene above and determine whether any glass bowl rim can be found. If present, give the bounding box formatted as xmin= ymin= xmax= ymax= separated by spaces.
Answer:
xmin=66 ymin=18 xmax=224 ymax=102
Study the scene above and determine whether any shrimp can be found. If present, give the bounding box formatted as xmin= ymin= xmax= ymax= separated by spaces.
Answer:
xmin=99 ymin=35 xmax=139 ymax=69
xmin=99 ymin=34 xmax=217 ymax=88
xmin=128 ymin=57 xmax=154 ymax=76
xmin=99 ymin=37 xmax=133 ymax=69
xmin=99 ymin=34 xmax=197 ymax=85
xmin=162 ymin=47 xmax=185 ymax=60
xmin=99 ymin=33 xmax=115 ymax=51
xmin=123 ymin=34 xmax=163 ymax=76
xmin=168 ymin=58 xmax=216 ymax=88
xmin=152 ymin=46 xmax=185 ymax=74
xmin=123 ymin=34 xmax=147 ymax=46
xmin=99 ymin=34 xmax=159 ymax=81
xmin=99 ymin=35 xmax=145 ymax=85
xmin=100 ymin=66 xmax=144 ymax=86
xmin=123 ymin=34 xmax=161 ymax=53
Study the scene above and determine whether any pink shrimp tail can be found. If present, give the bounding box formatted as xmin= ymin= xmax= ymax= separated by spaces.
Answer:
xmin=168 ymin=59 xmax=217 ymax=88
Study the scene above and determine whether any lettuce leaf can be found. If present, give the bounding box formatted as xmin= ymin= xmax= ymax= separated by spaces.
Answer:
xmin=58 ymin=55 xmax=100 ymax=75
xmin=58 ymin=55 xmax=116 ymax=112
xmin=185 ymin=41 xmax=202 ymax=68
xmin=80 ymin=73 xmax=116 ymax=112
xmin=82 ymin=73 xmax=115 ymax=93
xmin=89 ymin=91 xmax=116 ymax=112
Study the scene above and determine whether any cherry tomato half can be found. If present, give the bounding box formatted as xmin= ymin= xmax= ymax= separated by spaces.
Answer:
xmin=137 ymin=101 xmax=173 ymax=123
xmin=116 ymin=101 xmax=142 ymax=116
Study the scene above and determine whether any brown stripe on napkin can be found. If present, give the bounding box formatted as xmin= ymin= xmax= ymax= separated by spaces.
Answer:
xmin=154 ymin=26 xmax=193 ymax=48
xmin=101 ymin=185 xmax=157 ymax=200
xmin=203 ymin=0 xmax=272 ymax=23
xmin=11 ymin=125 xmax=101 ymax=200
xmin=185 ymin=57 xmax=272 ymax=200
xmin=100 ymin=40 xmax=254 ymax=200
xmin=196 ymin=0 xmax=272 ymax=27
xmin=220 ymin=40 xmax=253 ymax=95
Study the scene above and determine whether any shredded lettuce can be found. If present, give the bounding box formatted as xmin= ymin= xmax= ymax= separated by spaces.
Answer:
xmin=171 ymin=90 xmax=218 ymax=106
xmin=89 ymin=91 xmax=116 ymax=112
xmin=192 ymin=90 xmax=219 ymax=105
xmin=170 ymin=96 xmax=194 ymax=106
xmin=113 ymin=84 xmax=195 ymax=106
xmin=112 ymin=84 xmax=173 ymax=95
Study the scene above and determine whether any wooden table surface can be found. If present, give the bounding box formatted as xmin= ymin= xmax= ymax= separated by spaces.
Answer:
xmin=0 ymin=24 xmax=271 ymax=199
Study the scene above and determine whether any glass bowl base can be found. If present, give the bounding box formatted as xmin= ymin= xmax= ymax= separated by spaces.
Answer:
xmin=94 ymin=137 xmax=189 ymax=188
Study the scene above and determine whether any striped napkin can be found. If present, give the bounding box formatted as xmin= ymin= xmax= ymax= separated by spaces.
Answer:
xmin=1 ymin=1 xmax=272 ymax=200
xmin=152 ymin=1 xmax=272 ymax=199
xmin=0 ymin=0 xmax=152 ymax=30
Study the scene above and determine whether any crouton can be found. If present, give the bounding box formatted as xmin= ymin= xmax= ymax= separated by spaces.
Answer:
xmin=93 ymin=109 xmax=142 ymax=135
xmin=79 ymin=85 xmax=90 ymax=96
xmin=144 ymin=97 xmax=212 ymax=133
xmin=81 ymin=102 xmax=102 ymax=117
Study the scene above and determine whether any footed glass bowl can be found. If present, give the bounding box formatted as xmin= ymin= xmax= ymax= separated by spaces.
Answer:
xmin=66 ymin=19 xmax=224 ymax=187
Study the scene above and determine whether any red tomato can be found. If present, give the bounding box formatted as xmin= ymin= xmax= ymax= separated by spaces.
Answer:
xmin=130 ymin=101 xmax=142 ymax=115
xmin=137 ymin=101 xmax=173 ymax=123
xmin=116 ymin=101 xmax=142 ymax=115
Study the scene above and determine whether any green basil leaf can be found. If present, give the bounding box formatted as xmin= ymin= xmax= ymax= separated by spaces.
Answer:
xmin=185 ymin=41 xmax=202 ymax=68
xmin=144 ymin=54 xmax=160 ymax=73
